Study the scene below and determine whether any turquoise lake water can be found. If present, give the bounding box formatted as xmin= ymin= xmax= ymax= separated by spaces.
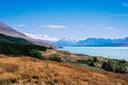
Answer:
xmin=59 ymin=47 xmax=128 ymax=60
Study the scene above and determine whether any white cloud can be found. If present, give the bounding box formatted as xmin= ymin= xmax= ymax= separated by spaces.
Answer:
xmin=42 ymin=24 xmax=68 ymax=29
xmin=24 ymin=33 xmax=59 ymax=42
xmin=12 ymin=24 xmax=28 ymax=27
xmin=122 ymin=2 xmax=128 ymax=7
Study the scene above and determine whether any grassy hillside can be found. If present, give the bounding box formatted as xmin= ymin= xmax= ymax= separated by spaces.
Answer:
xmin=42 ymin=49 xmax=128 ymax=74
xmin=0 ymin=55 xmax=128 ymax=85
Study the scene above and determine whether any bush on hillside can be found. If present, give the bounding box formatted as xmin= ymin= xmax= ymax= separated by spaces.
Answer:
xmin=30 ymin=49 xmax=44 ymax=60
xmin=87 ymin=59 xmax=95 ymax=66
xmin=77 ymin=59 xmax=95 ymax=66
xmin=77 ymin=57 xmax=128 ymax=74
xmin=117 ymin=64 xmax=128 ymax=73
xmin=49 ymin=54 xmax=62 ymax=62
xmin=93 ymin=57 xmax=99 ymax=62
xmin=102 ymin=61 xmax=128 ymax=73
xmin=102 ymin=61 xmax=113 ymax=71
xmin=0 ymin=42 xmax=48 ymax=59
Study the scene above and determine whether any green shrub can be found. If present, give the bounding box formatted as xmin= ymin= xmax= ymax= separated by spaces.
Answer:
xmin=87 ymin=59 xmax=95 ymax=66
xmin=118 ymin=65 xmax=128 ymax=73
xmin=30 ymin=49 xmax=43 ymax=59
xmin=93 ymin=57 xmax=99 ymax=62
xmin=0 ymin=41 xmax=47 ymax=57
xmin=77 ymin=59 xmax=95 ymax=66
xmin=49 ymin=54 xmax=62 ymax=62
xmin=102 ymin=60 xmax=128 ymax=73
xmin=118 ymin=60 xmax=126 ymax=64
xmin=102 ymin=61 xmax=114 ymax=71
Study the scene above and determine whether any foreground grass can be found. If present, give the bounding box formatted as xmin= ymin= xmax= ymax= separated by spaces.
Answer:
xmin=0 ymin=55 xmax=128 ymax=85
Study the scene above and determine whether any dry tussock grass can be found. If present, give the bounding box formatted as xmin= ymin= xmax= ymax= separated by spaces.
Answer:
xmin=0 ymin=54 xmax=127 ymax=85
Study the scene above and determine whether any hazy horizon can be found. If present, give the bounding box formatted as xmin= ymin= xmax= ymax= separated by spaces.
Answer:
xmin=0 ymin=0 xmax=128 ymax=41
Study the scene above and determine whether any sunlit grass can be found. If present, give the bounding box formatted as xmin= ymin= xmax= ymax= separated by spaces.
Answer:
xmin=0 ymin=54 xmax=127 ymax=85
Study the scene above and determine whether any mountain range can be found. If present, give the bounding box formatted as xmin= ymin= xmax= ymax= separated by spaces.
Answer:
xmin=0 ymin=22 xmax=128 ymax=47
xmin=51 ymin=38 xmax=128 ymax=47
xmin=50 ymin=38 xmax=76 ymax=47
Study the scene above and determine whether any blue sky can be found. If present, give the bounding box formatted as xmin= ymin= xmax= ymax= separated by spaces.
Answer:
xmin=0 ymin=0 xmax=128 ymax=41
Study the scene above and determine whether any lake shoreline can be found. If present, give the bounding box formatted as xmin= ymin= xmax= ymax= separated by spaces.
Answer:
xmin=52 ymin=49 xmax=128 ymax=74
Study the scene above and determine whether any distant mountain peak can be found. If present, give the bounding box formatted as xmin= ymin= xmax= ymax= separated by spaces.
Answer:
xmin=126 ymin=37 xmax=128 ymax=40
xmin=59 ymin=38 xmax=78 ymax=42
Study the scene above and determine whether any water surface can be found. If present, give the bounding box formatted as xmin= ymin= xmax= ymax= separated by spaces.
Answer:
xmin=59 ymin=47 xmax=128 ymax=60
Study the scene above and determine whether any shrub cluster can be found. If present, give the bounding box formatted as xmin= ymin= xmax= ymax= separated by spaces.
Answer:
xmin=0 ymin=42 xmax=47 ymax=59
xmin=77 ymin=57 xmax=128 ymax=73
xmin=49 ymin=54 xmax=62 ymax=62
xmin=30 ymin=49 xmax=44 ymax=60
xmin=102 ymin=60 xmax=128 ymax=73
xmin=77 ymin=59 xmax=95 ymax=66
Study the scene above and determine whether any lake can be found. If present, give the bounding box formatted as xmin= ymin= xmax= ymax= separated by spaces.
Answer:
xmin=59 ymin=47 xmax=128 ymax=60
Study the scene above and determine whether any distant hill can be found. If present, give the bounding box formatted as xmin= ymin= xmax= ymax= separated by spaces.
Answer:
xmin=51 ymin=38 xmax=128 ymax=47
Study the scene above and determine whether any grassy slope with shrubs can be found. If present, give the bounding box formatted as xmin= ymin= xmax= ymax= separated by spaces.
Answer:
xmin=73 ymin=55 xmax=128 ymax=73
xmin=0 ymin=39 xmax=128 ymax=74
xmin=43 ymin=50 xmax=128 ymax=74
xmin=0 ymin=45 xmax=128 ymax=84
xmin=78 ymin=57 xmax=128 ymax=74
xmin=0 ymin=55 xmax=127 ymax=85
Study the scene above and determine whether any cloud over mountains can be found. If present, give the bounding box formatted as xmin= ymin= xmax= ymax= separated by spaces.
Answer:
xmin=24 ymin=33 xmax=59 ymax=42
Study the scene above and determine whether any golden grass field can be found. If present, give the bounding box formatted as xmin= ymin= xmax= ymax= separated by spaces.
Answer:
xmin=0 ymin=54 xmax=128 ymax=85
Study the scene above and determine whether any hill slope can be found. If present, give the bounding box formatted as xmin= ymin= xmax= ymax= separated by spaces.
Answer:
xmin=0 ymin=22 xmax=52 ymax=47
xmin=0 ymin=55 xmax=127 ymax=85
xmin=0 ymin=33 xmax=32 ymax=45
